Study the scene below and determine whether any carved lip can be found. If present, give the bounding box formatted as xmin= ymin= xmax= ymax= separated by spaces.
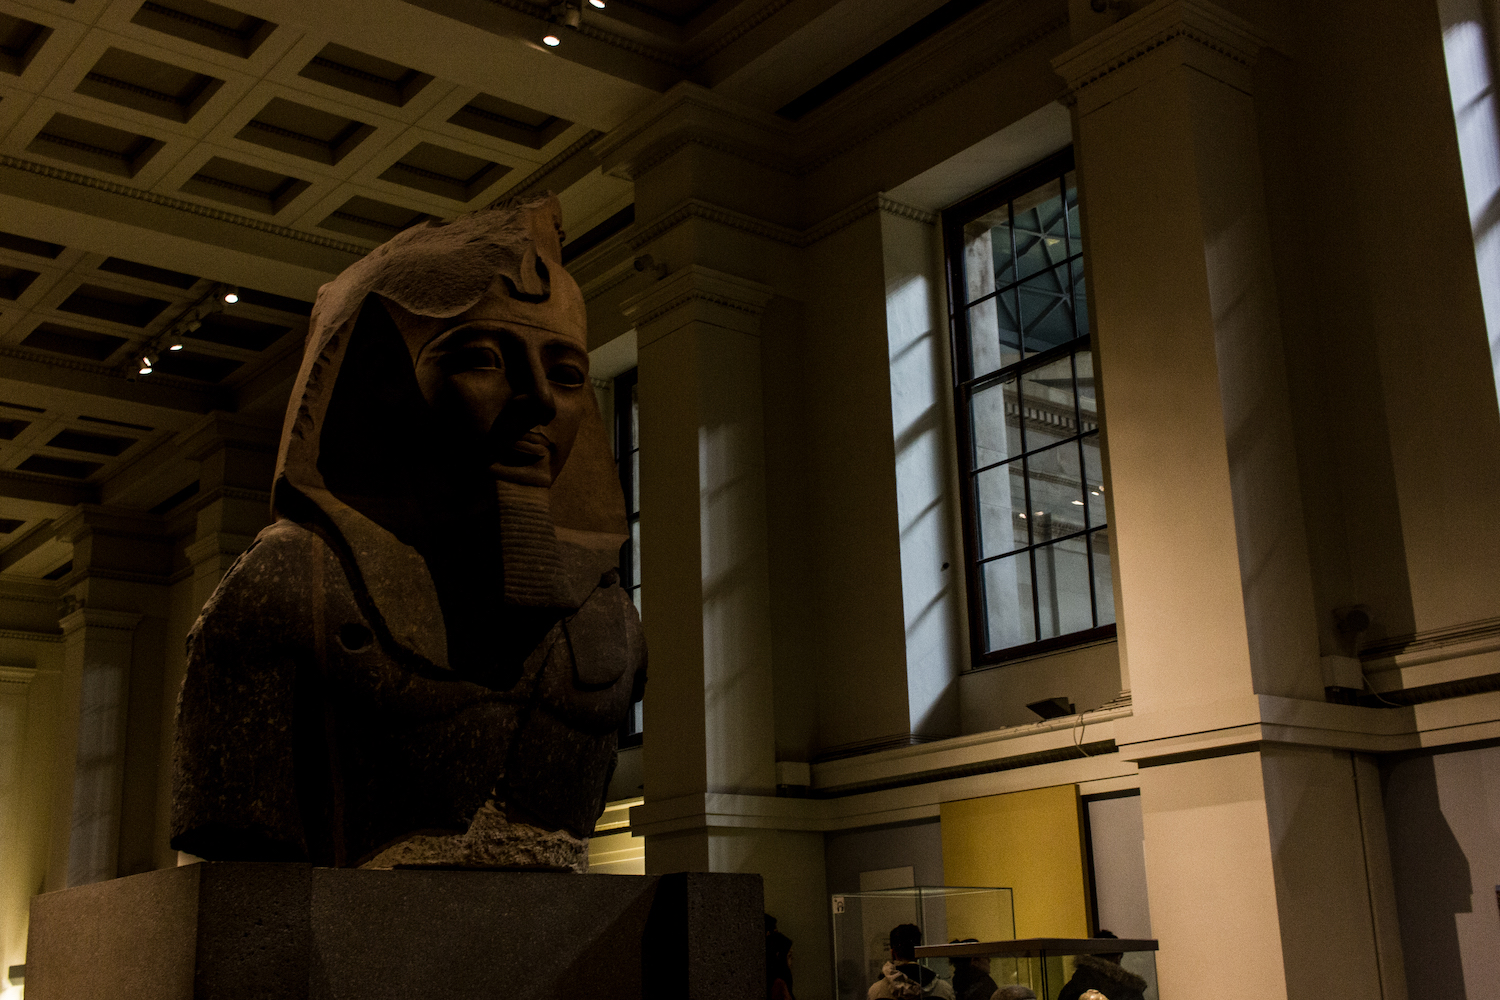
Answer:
xmin=495 ymin=430 xmax=551 ymax=463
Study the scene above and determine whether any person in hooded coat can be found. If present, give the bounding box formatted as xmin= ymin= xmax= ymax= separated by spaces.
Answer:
xmin=1055 ymin=933 xmax=1147 ymax=1000
xmin=868 ymin=924 xmax=956 ymax=1000
xmin=947 ymin=940 xmax=999 ymax=1000
xmin=170 ymin=195 xmax=644 ymax=872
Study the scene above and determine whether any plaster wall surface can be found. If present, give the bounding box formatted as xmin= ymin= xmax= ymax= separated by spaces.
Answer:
xmin=1385 ymin=743 xmax=1500 ymax=999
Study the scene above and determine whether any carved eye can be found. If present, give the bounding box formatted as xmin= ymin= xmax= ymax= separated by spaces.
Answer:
xmin=445 ymin=346 xmax=501 ymax=373
xmin=549 ymin=363 xmax=586 ymax=387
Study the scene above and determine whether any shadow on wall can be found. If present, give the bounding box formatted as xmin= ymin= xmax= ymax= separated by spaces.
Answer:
xmin=1383 ymin=752 xmax=1476 ymax=999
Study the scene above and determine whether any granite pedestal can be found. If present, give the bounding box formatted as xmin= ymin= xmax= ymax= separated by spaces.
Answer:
xmin=25 ymin=863 xmax=762 ymax=1000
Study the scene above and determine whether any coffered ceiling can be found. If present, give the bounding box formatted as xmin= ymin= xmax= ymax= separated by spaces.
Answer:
xmin=0 ymin=0 xmax=1046 ymax=580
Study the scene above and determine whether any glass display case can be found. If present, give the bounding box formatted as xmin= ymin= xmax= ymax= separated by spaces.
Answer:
xmin=830 ymin=886 xmax=1015 ymax=1000
xmin=916 ymin=937 xmax=1159 ymax=1000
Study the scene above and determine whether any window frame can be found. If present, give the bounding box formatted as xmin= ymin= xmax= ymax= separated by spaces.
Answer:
xmin=942 ymin=146 xmax=1117 ymax=669
xmin=613 ymin=365 xmax=643 ymax=747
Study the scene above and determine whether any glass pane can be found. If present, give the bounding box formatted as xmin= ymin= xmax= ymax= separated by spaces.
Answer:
xmin=1091 ymin=527 xmax=1115 ymax=626
xmin=629 ymin=518 xmax=642 ymax=589
xmin=1034 ymin=535 xmax=1092 ymax=640
xmin=1064 ymin=170 xmax=1082 ymax=257
xmin=1020 ymin=356 xmax=1077 ymax=452
xmin=1075 ymin=347 xmax=1097 ymax=429
xmin=975 ymin=459 xmax=1028 ymax=557
xmin=967 ymin=292 xmax=1020 ymax=378
xmin=982 ymin=551 xmax=1035 ymax=652
xmin=971 ymin=377 xmax=1021 ymax=468
xmin=1071 ymin=261 xmax=1090 ymax=339
xmin=1013 ymin=178 xmax=1068 ymax=283
xmin=963 ymin=208 xmax=1012 ymax=304
xmin=1018 ymin=267 xmax=1075 ymax=357
xmin=1080 ymin=432 xmax=1105 ymax=527
xmin=629 ymin=449 xmax=639 ymax=514
xmin=1024 ymin=442 xmax=1086 ymax=542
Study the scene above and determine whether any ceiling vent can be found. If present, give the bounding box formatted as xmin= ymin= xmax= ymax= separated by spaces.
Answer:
xmin=319 ymin=196 xmax=436 ymax=243
xmin=299 ymin=43 xmax=432 ymax=108
xmin=76 ymin=47 xmax=224 ymax=123
xmin=237 ymin=97 xmax=372 ymax=165
xmin=0 ymin=265 xmax=39 ymax=300
xmin=180 ymin=156 xmax=309 ymax=215
xmin=447 ymin=93 xmax=570 ymax=150
xmin=131 ymin=0 xmax=275 ymax=58
xmin=0 ymin=12 xmax=51 ymax=76
xmin=28 ymin=112 xmax=163 ymax=178
xmin=379 ymin=142 xmax=509 ymax=202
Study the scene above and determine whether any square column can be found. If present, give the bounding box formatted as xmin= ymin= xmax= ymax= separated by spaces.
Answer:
xmin=622 ymin=265 xmax=779 ymax=829
xmin=1055 ymin=3 xmax=1405 ymax=996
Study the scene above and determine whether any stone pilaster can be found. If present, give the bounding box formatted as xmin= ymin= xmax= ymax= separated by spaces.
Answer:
xmin=1054 ymin=2 xmax=1404 ymax=996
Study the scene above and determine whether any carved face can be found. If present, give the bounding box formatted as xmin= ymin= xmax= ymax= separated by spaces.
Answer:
xmin=412 ymin=288 xmax=591 ymax=488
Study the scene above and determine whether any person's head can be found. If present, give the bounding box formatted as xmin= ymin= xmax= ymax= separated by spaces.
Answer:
xmin=766 ymin=929 xmax=794 ymax=992
xmin=1094 ymin=928 xmax=1124 ymax=966
xmin=948 ymin=939 xmax=989 ymax=975
xmin=991 ymin=986 xmax=1036 ymax=1000
xmin=888 ymin=924 xmax=923 ymax=961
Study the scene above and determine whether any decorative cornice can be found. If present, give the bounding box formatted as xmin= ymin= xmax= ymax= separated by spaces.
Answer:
xmin=627 ymin=197 xmax=802 ymax=250
xmin=0 ymin=155 xmax=369 ymax=257
xmin=1361 ymin=615 xmax=1500 ymax=665
xmin=1052 ymin=0 xmax=1268 ymax=102
xmin=620 ymin=264 xmax=774 ymax=334
xmin=489 ymin=129 xmax=606 ymax=208
xmin=0 ymin=664 xmax=37 ymax=693
xmin=59 ymin=607 xmax=144 ymax=635
xmin=0 ymin=630 xmax=61 ymax=643
xmin=691 ymin=0 xmax=798 ymax=63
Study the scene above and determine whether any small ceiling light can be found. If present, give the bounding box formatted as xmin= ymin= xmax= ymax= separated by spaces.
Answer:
xmin=168 ymin=340 xmax=184 ymax=352
xmin=589 ymin=0 xmax=606 ymax=7
xmin=1072 ymin=499 xmax=1084 ymax=505
xmin=1018 ymin=513 xmax=1027 ymax=519
xmin=542 ymin=32 xmax=561 ymax=45
xmin=222 ymin=288 xmax=239 ymax=304
xmin=139 ymin=352 xmax=157 ymax=375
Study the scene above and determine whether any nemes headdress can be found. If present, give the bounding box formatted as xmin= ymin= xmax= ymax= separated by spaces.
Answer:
xmin=274 ymin=195 xmax=626 ymax=670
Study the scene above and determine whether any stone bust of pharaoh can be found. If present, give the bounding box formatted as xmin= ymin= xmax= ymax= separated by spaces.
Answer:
xmin=171 ymin=195 xmax=645 ymax=871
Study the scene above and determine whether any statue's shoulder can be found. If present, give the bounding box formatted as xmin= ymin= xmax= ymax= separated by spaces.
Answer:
xmin=201 ymin=519 xmax=347 ymax=628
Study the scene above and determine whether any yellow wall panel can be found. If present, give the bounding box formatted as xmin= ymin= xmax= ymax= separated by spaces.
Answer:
xmin=940 ymin=784 xmax=1090 ymax=938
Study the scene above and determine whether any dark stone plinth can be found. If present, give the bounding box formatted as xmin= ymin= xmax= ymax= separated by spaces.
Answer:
xmin=26 ymin=864 xmax=762 ymax=1000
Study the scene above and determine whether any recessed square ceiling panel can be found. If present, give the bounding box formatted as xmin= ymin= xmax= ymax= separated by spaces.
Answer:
xmin=131 ymin=0 xmax=276 ymax=59
xmin=190 ymin=312 xmax=290 ymax=351
xmin=237 ymin=286 xmax=313 ymax=315
xmin=379 ymin=142 xmax=509 ymax=202
xmin=47 ymin=429 xmax=137 ymax=457
xmin=180 ymin=156 xmax=310 ymax=215
xmin=0 ymin=419 xmax=30 ymax=440
xmin=98 ymin=257 xmax=200 ymax=290
xmin=299 ymin=43 xmax=432 ymax=108
xmin=21 ymin=322 xmax=128 ymax=361
xmin=447 ymin=93 xmax=570 ymax=150
xmin=237 ymin=97 xmax=373 ymax=165
xmin=0 ymin=265 xmax=40 ymax=300
xmin=75 ymin=47 xmax=224 ymax=123
xmin=0 ymin=230 xmax=64 ymax=259
xmin=0 ymin=518 xmax=24 ymax=534
xmin=0 ymin=12 xmax=52 ymax=76
xmin=153 ymin=349 xmax=242 ymax=382
xmin=27 ymin=112 xmax=164 ymax=178
xmin=18 ymin=455 xmax=103 ymax=479
xmin=319 ymin=196 xmax=435 ymax=242
xmin=57 ymin=284 xmax=170 ymax=327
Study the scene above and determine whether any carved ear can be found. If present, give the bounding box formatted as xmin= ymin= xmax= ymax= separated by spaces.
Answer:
xmin=499 ymin=248 xmax=551 ymax=303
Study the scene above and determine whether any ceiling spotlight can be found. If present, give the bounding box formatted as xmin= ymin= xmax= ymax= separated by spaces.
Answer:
xmin=168 ymin=340 xmax=184 ymax=352
xmin=186 ymin=320 xmax=202 ymax=333
xmin=222 ymin=288 xmax=239 ymax=304
xmin=1072 ymin=499 xmax=1084 ymax=505
xmin=589 ymin=0 xmax=606 ymax=6
xmin=542 ymin=32 xmax=561 ymax=45
xmin=139 ymin=352 xmax=157 ymax=375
